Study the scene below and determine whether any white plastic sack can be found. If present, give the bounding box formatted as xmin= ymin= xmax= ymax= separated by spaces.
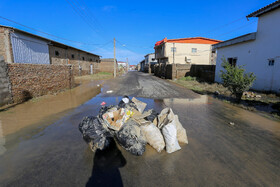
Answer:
xmin=174 ymin=115 xmax=188 ymax=144
xmin=162 ymin=121 xmax=181 ymax=153
xmin=140 ymin=123 xmax=165 ymax=153
xmin=157 ymin=108 xmax=175 ymax=129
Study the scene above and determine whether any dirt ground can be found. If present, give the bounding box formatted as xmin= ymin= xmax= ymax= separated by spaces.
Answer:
xmin=173 ymin=77 xmax=280 ymax=118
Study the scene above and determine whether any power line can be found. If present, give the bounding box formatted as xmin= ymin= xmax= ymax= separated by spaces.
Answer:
xmin=200 ymin=17 xmax=245 ymax=36
xmin=214 ymin=19 xmax=257 ymax=37
xmin=0 ymin=15 xmax=105 ymax=46
xmin=65 ymin=0 xmax=108 ymax=40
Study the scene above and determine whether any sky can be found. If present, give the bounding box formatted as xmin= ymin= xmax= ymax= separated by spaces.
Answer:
xmin=0 ymin=0 xmax=276 ymax=65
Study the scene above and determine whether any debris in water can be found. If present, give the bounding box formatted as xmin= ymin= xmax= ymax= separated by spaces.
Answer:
xmin=106 ymin=90 xmax=113 ymax=93
xmin=78 ymin=96 xmax=188 ymax=156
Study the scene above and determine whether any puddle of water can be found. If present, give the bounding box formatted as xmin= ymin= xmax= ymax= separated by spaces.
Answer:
xmin=0 ymin=80 xmax=101 ymax=137
xmin=0 ymin=93 xmax=279 ymax=186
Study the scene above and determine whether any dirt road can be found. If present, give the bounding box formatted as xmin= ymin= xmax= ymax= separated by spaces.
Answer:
xmin=0 ymin=72 xmax=279 ymax=186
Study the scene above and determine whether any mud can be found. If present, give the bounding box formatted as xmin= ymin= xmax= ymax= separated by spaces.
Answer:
xmin=0 ymin=72 xmax=279 ymax=186
xmin=0 ymin=80 xmax=101 ymax=137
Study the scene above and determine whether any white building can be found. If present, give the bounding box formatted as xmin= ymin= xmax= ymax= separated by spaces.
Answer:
xmin=214 ymin=1 xmax=280 ymax=93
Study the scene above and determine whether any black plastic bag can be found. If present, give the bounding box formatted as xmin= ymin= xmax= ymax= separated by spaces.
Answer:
xmin=115 ymin=119 xmax=146 ymax=156
xmin=79 ymin=116 xmax=112 ymax=151
xmin=118 ymin=96 xmax=138 ymax=111
xmin=144 ymin=109 xmax=158 ymax=122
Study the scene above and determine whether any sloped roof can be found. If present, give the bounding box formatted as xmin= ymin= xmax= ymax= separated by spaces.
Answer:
xmin=0 ymin=24 xmax=100 ymax=57
xmin=247 ymin=0 xmax=280 ymax=17
xmin=155 ymin=37 xmax=221 ymax=47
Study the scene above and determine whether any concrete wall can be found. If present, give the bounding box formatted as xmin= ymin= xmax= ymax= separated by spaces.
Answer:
xmin=0 ymin=27 xmax=13 ymax=63
xmin=155 ymin=63 xmax=215 ymax=82
xmin=7 ymin=63 xmax=74 ymax=104
xmin=0 ymin=56 xmax=12 ymax=106
xmin=215 ymin=8 xmax=280 ymax=92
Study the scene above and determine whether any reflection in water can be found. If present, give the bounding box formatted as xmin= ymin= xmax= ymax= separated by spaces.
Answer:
xmin=163 ymin=95 xmax=209 ymax=107
xmin=86 ymin=138 xmax=126 ymax=187
xmin=0 ymin=120 xmax=6 ymax=155
xmin=0 ymin=81 xmax=101 ymax=137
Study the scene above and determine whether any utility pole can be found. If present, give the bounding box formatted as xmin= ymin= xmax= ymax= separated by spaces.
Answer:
xmin=126 ymin=58 xmax=129 ymax=72
xmin=173 ymin=43 xmax=175 ymax=64
xmin=114 ymin=38 xmax=116 ymax=77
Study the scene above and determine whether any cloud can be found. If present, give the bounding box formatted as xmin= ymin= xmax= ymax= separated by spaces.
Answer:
xmin=102 ymin=6 xmax=116 ymax=12
xmin=94 ymin=47 xmax=144 ymax=65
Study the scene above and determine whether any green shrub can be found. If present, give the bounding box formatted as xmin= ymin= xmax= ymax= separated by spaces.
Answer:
xmin=220 ymin=58 xmax=256 ymax=101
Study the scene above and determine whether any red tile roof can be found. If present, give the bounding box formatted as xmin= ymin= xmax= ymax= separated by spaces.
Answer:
xmin=155 ymin=37 xmax=221 ymax=47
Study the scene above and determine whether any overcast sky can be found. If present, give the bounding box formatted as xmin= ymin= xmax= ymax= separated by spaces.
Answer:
xmin=0 ymin=0 xmax=276 ymax=64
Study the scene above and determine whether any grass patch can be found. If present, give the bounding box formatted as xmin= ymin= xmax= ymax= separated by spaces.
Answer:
xmin=179 ymin=76 xmax=196 ymax=81
xmin=75 ymin=72 xmax=113 ymax=81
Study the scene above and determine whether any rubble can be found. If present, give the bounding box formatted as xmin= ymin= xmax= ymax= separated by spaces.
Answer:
xmin=78 ymin=96 xmax=188 ymax=156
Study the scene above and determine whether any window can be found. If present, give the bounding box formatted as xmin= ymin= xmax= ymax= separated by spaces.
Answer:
xmin=228 ymin=58 xmax=237 ymax=67
xmin=89 ymin=58 xmax=92 ymax=61
xmin=268 ymin=59 xmax=275 ymax=66
xmin=71 ymin=54 xmax=75 ymax=59
xmin=82 ymin=57 xmax=85 ymax=60
xmin=55 ymin=51 xmax=59 ymax=56
xmin=192 ymin=48 xmax=197 ymax=53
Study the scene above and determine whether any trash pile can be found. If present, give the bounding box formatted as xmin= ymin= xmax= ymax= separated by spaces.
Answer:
xmin=79 ymin=96 xmax=188 ymax=156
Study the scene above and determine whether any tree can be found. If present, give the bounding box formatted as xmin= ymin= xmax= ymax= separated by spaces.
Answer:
xmin=220 ymin=58 xmax=256 ymax=101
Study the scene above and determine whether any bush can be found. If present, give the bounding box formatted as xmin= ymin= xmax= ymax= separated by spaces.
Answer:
xmin=220 ymin=58 xmax=256 ymax=101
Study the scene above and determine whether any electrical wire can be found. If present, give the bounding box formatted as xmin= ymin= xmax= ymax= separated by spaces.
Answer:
xmin=0 ymin=15 xmax=105 ymax=46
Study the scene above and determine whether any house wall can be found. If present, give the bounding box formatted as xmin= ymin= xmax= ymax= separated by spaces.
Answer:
xmin=49 ymin=45 xmax=100 ymax=76
xmin=10 ymin=31 xmax=50 ymax=64
xmin=164 ymin=43 xmax=213 ymax=65
xmin=215 ymin=8 xmax=280 ymax=92
xmin=7 ymin=63 xmax=74 ymax=103
xmin=0 ymin=27 xmax=13 ymax=63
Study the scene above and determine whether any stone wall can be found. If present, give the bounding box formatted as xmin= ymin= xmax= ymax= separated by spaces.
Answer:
xmin=7 ymin=63 xmax=74 ymax=103
xmin=0 ymin=56 xmax=12 ymax=106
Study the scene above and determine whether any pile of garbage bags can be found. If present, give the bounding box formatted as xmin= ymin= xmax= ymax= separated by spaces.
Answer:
xmin=79 ymin=96 xmax=188 ymax=156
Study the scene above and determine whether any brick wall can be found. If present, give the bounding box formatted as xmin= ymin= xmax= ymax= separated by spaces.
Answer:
xmin=0 ymin=57 xmax=12 ymax=106
xmin=7 ymin=63 xmax=74 ymax=103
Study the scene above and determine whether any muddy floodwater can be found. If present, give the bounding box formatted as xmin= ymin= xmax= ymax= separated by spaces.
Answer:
xmin=0 ymin=72 xmax=280 ymax=186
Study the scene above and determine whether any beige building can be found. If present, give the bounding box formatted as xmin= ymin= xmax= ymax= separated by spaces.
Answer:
xmin=154 ymin=37 xmax=221 ymax=65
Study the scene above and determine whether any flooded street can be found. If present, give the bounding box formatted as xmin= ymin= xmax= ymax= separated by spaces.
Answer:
xmin=0 ymin=72 xmax=280 ymax=186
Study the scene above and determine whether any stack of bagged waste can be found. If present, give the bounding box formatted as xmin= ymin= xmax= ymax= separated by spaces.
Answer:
xmin=79 ymin=96 xmax=188 ymax=156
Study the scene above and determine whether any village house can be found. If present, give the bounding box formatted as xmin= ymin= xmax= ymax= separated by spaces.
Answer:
xmin=0 ymin=25 xmax=100 ymax=75
xmin=154 ymin=37 xmax=221 ymax=65
xmin=144 ymin=53 xmax=157 ymax=73
xmin=213 ymin=0 xmax=280 ymax=93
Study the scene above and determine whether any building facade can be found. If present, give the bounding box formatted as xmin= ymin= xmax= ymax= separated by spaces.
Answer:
xmin=213 ymin=1 xmax=280 ymax=92
xmin=154 ymin=37 xmax=220 ymax=65
xmin=0 ymin=25 xmax=100 ymax=75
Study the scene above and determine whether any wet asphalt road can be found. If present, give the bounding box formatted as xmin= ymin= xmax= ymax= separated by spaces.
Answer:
xmin=0 ymin=72 xmax=280 ymax=187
